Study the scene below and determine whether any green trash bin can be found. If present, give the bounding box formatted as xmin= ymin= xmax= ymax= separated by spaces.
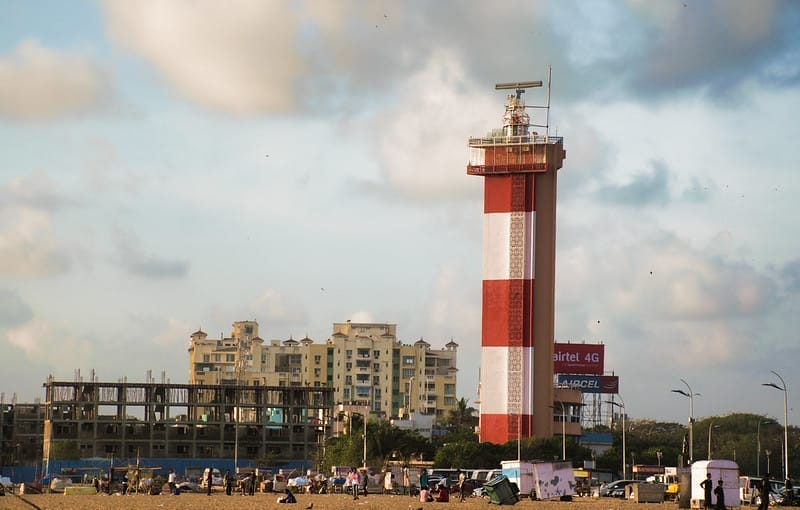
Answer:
xmin=484 ymin=475 xmax=519 ymax=505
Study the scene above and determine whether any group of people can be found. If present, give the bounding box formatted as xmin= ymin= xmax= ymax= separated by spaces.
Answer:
xmin=700 ymin=473 xmax=726 ymax=510
xmin=344 ymin=467 xmax=368 ymax=500
xmin=417 ymin=469 xmax=468 ymax=503
xmin=702 ymin=472 xmax=794 ymax=510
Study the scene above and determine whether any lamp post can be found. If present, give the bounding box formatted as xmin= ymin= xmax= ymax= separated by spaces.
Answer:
xmin=233 ymin=407 xmax=239 ymax=476
xmin=606 ymin=396 xmax=626 ymax=480
xmin=672 ymin=378 xmax=700 ymax=465
xmin=405 ymin=377 xmax=414 ymax=418
xmin=766 ymin=449 xmax=772 ymax=474
xmin=757 ymin=419 xmax=775 ymax=477
xmin=762 ymin=371 xmax=789 ymax=480
xmin=550 ymin=402 xmax=566 ymax=460
xmin=363 ymin=415 xmax=368 ymax=469
xmin=708 ymin=423 xmax=720 ymax=460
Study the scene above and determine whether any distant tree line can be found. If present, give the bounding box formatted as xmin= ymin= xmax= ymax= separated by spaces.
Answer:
xmin=321 ymin=406 xmax=800 ymax=479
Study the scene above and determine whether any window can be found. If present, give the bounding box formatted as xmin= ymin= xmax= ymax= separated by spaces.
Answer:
xmin=444 ymin=384 xmax=456 ymax=395
xmin=203 ymin=355 xmax=210 ymax=363
xmin=403 ymin=356 xmax=414 ymax=365
xmin=314 ymin=368 xmax=321 ymax=377
xmin=402 ymin=369 xmax=415 ymax=378
xmin=373 ymin=350 xmax=380 ymax=359
xmin=214 ymin=354 xmax=221 ymax=362
xmin=345 ymin=350 xmax=352 ymax=358
xmin=314 ymin=355 xmax=321 ymax=364
xmin=177 ymin=445 xmax=189 ymax=454
xmin=345 ymin=376 xmax=352 ymax=385
xmin=226 ymin=354 xmax=235 ymax=362
xmin=372 ymin=376 xmax=380 ymax=386
xmin=346 ymin=362 xmax=352 ymax=371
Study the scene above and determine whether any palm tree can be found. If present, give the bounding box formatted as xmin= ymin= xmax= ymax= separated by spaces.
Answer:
xmin=446 ymin=398 xmax=477 ymax=431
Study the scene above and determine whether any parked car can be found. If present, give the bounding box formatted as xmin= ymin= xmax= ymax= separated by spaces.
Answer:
xmin=599 ymin=479 xmax=637 ymax=498
xmin=776 ymin=486 xmax=800 ymax=505
xmin=200 ymin=468 xmax=223 ymax=489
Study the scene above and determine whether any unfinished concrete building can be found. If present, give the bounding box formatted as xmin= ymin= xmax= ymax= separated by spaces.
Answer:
xmin=42 ymin=376 xmax=334 ymax=469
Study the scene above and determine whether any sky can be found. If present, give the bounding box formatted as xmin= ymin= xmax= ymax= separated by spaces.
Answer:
xmin=1 ymin=0 xmax=800 ymax=427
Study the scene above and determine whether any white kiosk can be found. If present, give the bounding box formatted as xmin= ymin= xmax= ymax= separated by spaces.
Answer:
xmin=691 ymin=460 xmax=740 ymax=509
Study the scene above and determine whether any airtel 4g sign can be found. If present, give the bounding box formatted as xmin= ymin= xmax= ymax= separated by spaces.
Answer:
xmin=553 ymin=342 xmax=604 ymax=375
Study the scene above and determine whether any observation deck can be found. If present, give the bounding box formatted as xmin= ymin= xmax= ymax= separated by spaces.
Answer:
xmin=467 ymin=134 xmax=566 ymax=176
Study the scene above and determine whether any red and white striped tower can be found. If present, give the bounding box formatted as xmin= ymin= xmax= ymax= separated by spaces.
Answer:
xmin=467 ymin=79 xmax=566 ymax=444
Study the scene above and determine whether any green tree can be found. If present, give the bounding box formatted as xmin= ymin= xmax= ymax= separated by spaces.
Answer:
xmin=445 ymin=398 xmax=478 ymax=431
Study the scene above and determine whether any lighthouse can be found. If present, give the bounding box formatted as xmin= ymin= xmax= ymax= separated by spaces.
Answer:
xmin=467 ymin=78 xmax=566 ymax=443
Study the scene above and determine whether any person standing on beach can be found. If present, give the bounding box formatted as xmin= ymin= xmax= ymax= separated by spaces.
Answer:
xmin=759 ymin=474 xmax=772 ymax=510
xmin=352 ymin=469 xmax=361 ymax=500
xmin=168 ymin=468 xmax=177 ymax=494
xmin=420 ymin=469 xmax=428 ymax=493
xmin=714 ymin=479 xmax=725 ymax=510
xmin=700 ymin=473 xmax=713 ymax=509
xmin=206 ymin=468 xmax=213 ymax=496
xmin=361 ymin=469 xmax=368 ymax=497
xmin=458 ymin=469 xmax=467 ymax=502
xmin=224 ymin=470 xmax=232 ymax=495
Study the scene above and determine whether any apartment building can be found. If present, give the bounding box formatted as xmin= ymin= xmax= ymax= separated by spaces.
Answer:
xmin=188 ymin=320 xmax=459 ymax=424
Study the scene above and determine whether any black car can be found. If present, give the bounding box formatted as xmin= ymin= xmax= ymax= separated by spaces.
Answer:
xmin=599 ymin=479 xmax=636 ymax=498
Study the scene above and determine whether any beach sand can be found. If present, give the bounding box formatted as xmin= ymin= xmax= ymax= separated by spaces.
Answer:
xmin=5 ymin=491 xmax=679 ymax=510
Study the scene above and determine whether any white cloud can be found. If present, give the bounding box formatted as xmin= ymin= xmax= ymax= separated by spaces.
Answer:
xmin=249 ymin=288 xmax=308 ymax=329
xmin=373 ymin=49 xmax=493 ymax=202
xmin=101 ymin=0 xmax=303 ymax=114
xmin=113 ymin=228 xmax=189 ymax=279
xmin=0 ymin=40 xmax=109 ymax=119
xmin=7 ymin=319 xmax=91 ymax=367
xmin=153 ymin=317 xmax=194 ymax=347
xmin=348 ymin=310 xmax=373 ymax=324
xmin=0 ymin=205 xmax=70 ymax=277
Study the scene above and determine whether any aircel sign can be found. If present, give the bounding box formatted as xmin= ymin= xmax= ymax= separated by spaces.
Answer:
xmin=556 ymin=375 xmax=619 ymax=394
xmin=553 ymin=343 xmax=604 ymax=375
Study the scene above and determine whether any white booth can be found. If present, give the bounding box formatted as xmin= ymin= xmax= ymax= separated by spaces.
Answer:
xmin=691 ymin=460 xmax=740 ymax=509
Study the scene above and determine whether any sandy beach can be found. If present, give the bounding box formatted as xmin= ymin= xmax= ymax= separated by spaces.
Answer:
xmin=4 ymin=492 xmax=679 ymax=510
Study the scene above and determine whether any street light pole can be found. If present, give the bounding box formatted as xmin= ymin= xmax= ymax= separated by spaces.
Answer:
xmin=708 ymin=423 xmax=719 ymax=460
xmin=557 ymin=402 xmax=566 ymax=460
xmin=672 ymin=379 xmax=699 ymax=465
xmin=757 ymin=419 xmax=774 ymax=477
xmin=606 ymin=396 xmax=626 ymax=480
xmin=234 ymin=407 xmax=239 ymax=476
xmin=549 ymin=403 xmax=566 ymax=461
xmin=762 ymin=371 xmax=789 ymax=480
xmin=363 ymin=415 xmax=367 ymax=469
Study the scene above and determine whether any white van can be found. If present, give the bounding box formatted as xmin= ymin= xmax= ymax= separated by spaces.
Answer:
xmin=201 ymin=468 xmax=223 ymax=489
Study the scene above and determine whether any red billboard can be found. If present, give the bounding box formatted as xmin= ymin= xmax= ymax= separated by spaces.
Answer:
xmin=553 ymin=342 xmax=604 ymax=375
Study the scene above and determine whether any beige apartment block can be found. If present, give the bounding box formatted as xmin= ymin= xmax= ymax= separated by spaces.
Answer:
xmin=188 ymin=320 xmax=459 ymax=425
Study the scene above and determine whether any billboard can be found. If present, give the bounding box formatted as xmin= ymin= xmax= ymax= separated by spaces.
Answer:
xmin=556 ymin=374 xmax=619 ymax=394
xmin=553 ymin=342 xmax=604 ymax=375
